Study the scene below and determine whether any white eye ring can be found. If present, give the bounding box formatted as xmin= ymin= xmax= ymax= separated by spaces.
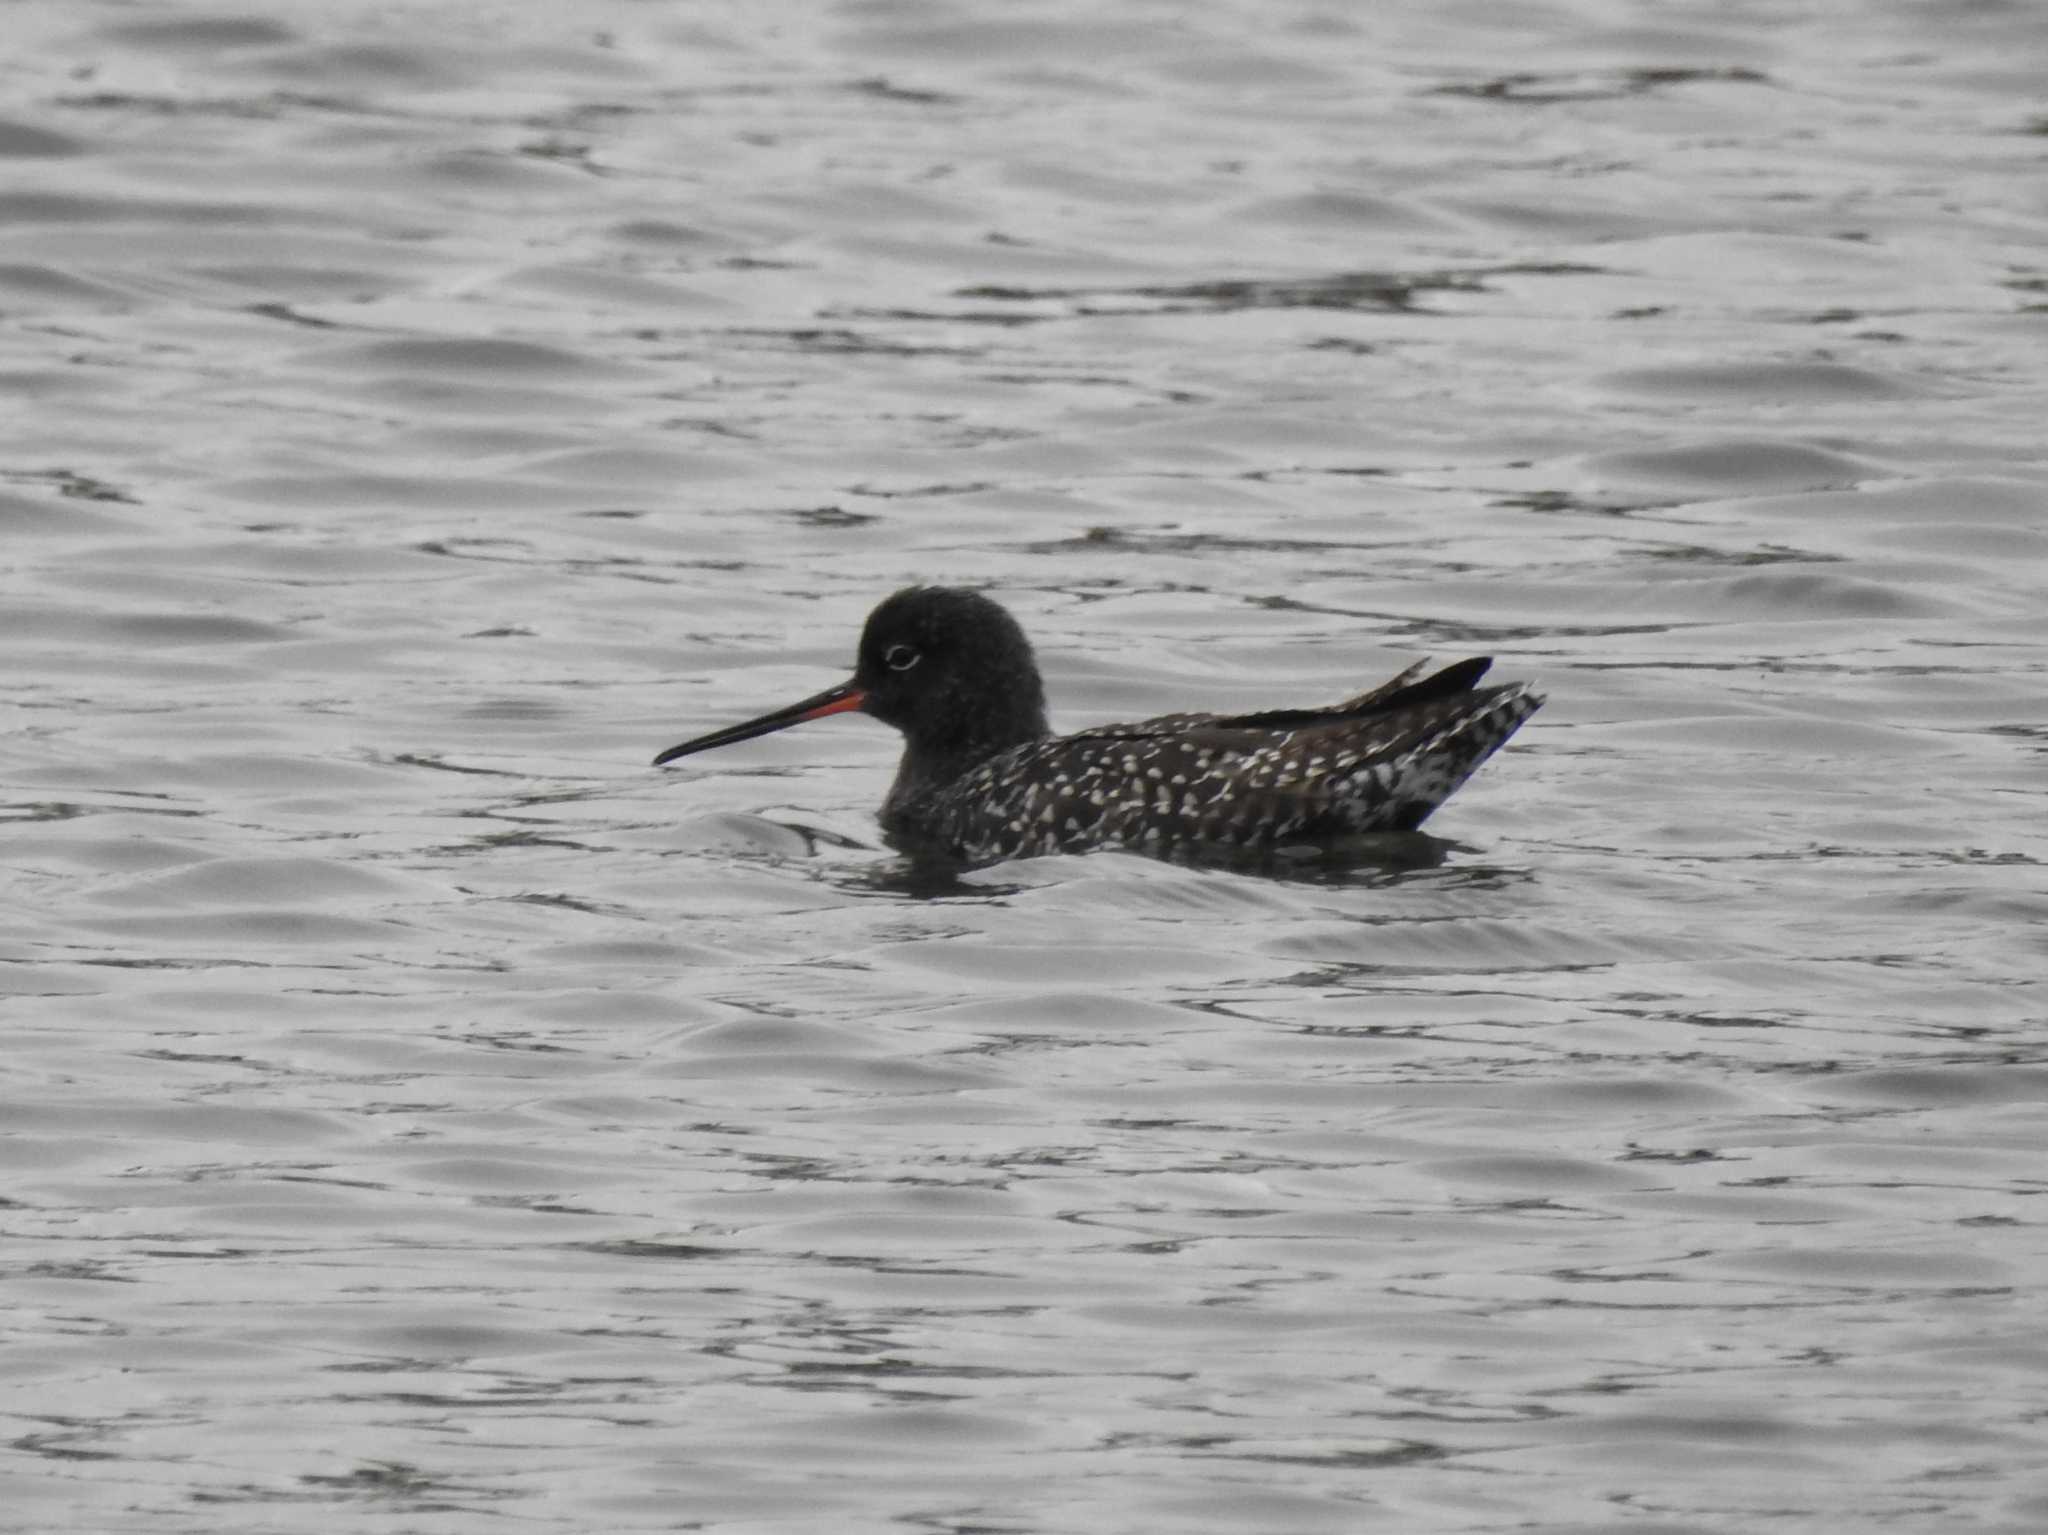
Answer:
xmin=885 ymin=644 xmax=921 ymax=672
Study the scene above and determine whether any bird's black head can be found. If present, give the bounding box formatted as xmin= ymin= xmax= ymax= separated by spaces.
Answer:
xmin=651 ymin=585 xmax=1049 ymax=772
xmin=852 ymin=586 xmax=1048 ymax=757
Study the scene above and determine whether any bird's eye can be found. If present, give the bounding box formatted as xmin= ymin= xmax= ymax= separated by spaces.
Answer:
xmin=885 ymin=644 xmax=921 ymax=672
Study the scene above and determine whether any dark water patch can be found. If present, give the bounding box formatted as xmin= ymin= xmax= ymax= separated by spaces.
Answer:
xmin=1127 ymin=832 xmax=1457 ymax=885
xmin=633 ymin=812 xmax=840 ymax=862
xmin=1598 ymin=360 xmax=1919 ymax=403
xmin=193 ymin=261 xmax=398 ymax=297
xmin=1489 ymin=488 xmax=1678 ymax=518
xmin=1585 ymin=440 xmax=1886 ymax=494
xmin=1431 ymin=66 xmax=1769 ymax=103
xmin=0 ymin=606 xmax=290 ymax=647
xmin=846 ymin=478 xmax=996 ymax=500
xmin=525 ymin=937 xmax=722 ymax=971
xmin=310 ymin=336 xmax=652 ymax=382
xmin=0 ymin=367 xmax=120 ymax=403
xmin=1267 ymin=914 xmax=1643 ymax=975
xmin=1420 ymin=1155 xmax=1657 ymax=1194
xmin=657 ymin=1045 xmax=995 ymax=1093
xmin=409 ymin=147 xmax=592 ymax=193
xmin=1817 ymin=1065 xmax=2048 ymax=1108
xmin=835 ymin=859 xmax=1033 ymax=901
xmin=397 ymin=1155 xmax=607 ymax=1193
xmin=11 ymin=468 xmax=141 ymax=504
xmin=837 ymin=15 xmax=1175 ymax=65
xmin=919 ymin=993 xmax=1196 ymax=1039
xmin=515 ymin=137 xmax=599 ymax=172
xmin=580 ymin=1238 xmax=736 ymax=1262
xmin=1231 ymin=191 xmax=1456 ymax=234
xmin=498 ymin=262 xmax=729 ymax=313
xmin=98 ymin=15 xmax=300 ymax=50
xmin=1024 ymin=525 xmax=1399 ymax=557
xmin=9 ymin=829 xmax=210 ymax=875
xmin=137 ymin=753 xmax=398 ymax=794
xmin=723 ymin=324 xmax=986 ymax=358
xmin=1819 ymin=476 xmax=2048 ymax=526
xmin=850 ymin=76 xmax=962 ymax=107
xmin=82 ymin=534 xmax=450 ymax=585
xmin=1202 ymin=1436 xmax=1449 ymax=1469
xmin=296 ymin=1459 xmax=496 ymax=1504
xmin=238 ymin=42 xmax=466 ymax=91
xmin=214 ymin=471 xmax=572 ymax=512
xmin=459 ymin=692 xmax=566 ymax=719
xmin=888 ymin=935 xmax=1261 ymax=987
xmin=1875 ymin=519 xmax=2048 ymax=564
xmin=53 ymin=89 xmax=325 ymax=121
xmin=79 ymin=910 xmax=405 ymax=947
xmin=784 ymin=505 xmax=878 ymax=528
xmin=1047 ymin=857 xmax=1325 ymax=917
xmin=1708 ymin=1246 xmax=2012 ymax=1290
xmin=605 ymin=216 xmax=749 ymax=250
xmin=1518 ymin=1078 xmax=1748 ymax=1114
xmin=0 ymin=488 xmax=137 ymax=535
xmin=246 ymin=300 xmax=341 ymax=329
xmin=1604 ymin=712 xmax=1941 ymax=757
xmin=25 ymin=1100 xmax=345 ymax=1147
xmin=837 ymin=303 xmax=1046 ymax=328
xmin=1634 ymin=541 xmax=1835 ymax=568
xmin=488 ymin=891 xmax=624 ymax=919
xmin=0 ymin=121 xmax=84 ymax=158
xmin=677 ymin=1015 xmax=900 ymax=1056
xmin=759 ymin=179 xmax=986 ymax=230
xmin=1161 ymin=47 xmax=1353 ymax=90
xmin=957 ymin=264 xmax=1602 ymax=316
xmin=0 ymin=801 xmax=96 ymax=825
xmin=13 ymin=1421 xmax=130 ymax=1460
xmin=0 ymin=191 xmax=333 ymax=229
xmin=1682 ymin=568 xmax=1948 ymax=620
xmin=389 ymin=753 xmax=526 ymax=779
xmin=1882 ymin=884 xmax=2048 ymax=927
xmin=1619 ymin=1145 xmax=1730 ymax=1164
xmin=524 ymin=445 xmax=753 ymax=486
xmin=117 ymin=611 xmax=293 ymax=645
xmin=331 ymin=375 xmax=610 ymax=419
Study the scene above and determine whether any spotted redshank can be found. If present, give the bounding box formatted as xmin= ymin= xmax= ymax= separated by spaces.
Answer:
xmin=654 ymin=586 xmax=1542 ymax=866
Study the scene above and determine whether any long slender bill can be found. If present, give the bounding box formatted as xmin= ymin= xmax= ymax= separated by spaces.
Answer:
xmin=653 ymin=681 xmax=867 ymax=766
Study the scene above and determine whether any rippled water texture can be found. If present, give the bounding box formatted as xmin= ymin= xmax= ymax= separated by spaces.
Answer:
xmin=5 ymin=2 xmax=2047 ymax=1531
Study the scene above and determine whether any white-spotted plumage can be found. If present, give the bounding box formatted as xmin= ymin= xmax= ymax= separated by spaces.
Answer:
xmin=655 ymin=587 xmax=1543 ymax=868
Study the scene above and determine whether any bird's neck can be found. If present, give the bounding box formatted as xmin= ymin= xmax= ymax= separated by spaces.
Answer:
xmin=885 ymin=702 xmax=1048 ymax=810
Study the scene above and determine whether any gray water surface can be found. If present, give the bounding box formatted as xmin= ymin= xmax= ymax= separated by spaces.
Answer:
xmin=4 ymin=2 xmax=2047 ymax=1531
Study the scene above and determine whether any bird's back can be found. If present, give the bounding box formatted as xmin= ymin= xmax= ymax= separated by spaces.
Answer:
xmin=882 ymin=658 xmax=1543 ymax=865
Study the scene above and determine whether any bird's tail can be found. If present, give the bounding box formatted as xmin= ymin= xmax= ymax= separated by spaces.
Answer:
xmin=1359 ymin=676 xmax=1543 ymax=831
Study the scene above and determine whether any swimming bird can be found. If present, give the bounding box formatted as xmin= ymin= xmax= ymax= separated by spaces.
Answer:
xmin=653 ymin=586 xmax=1541 ymax=867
